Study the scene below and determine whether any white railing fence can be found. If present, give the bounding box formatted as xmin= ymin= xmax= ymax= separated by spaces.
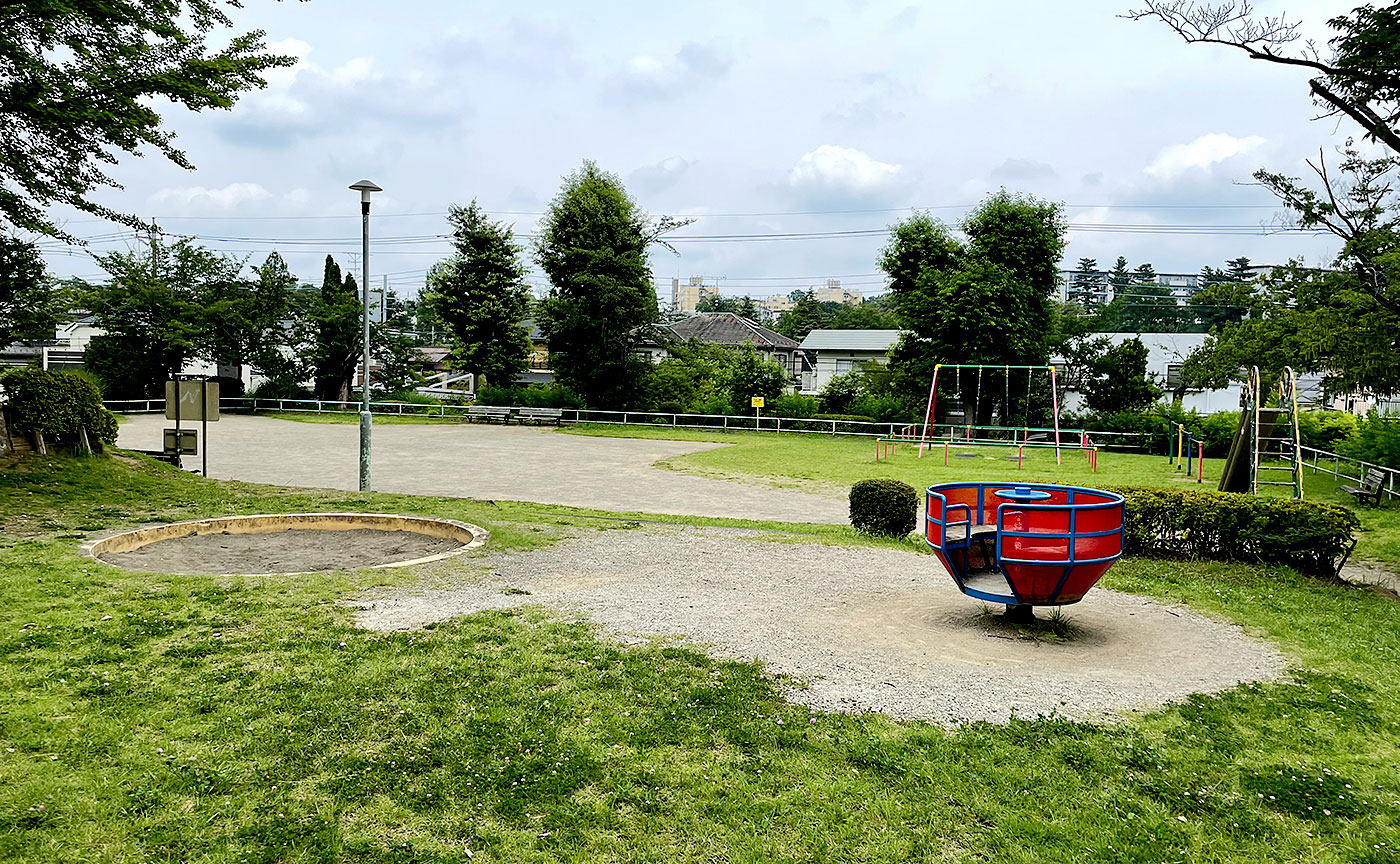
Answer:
xmin=1297 ymin=444 xmax=1400 ymax=500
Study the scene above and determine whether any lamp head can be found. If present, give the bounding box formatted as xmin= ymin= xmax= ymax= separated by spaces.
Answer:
xmin=349 ymin=179 xmax=382 ymax=204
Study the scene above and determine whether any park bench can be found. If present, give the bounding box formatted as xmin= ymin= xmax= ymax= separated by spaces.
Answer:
xmin=466 ymin=405 xmax=513 ymax=424
xmin=1342 ymin=468 xmax=1388 ymax=507
xmin=515 ymin=407 xmax=563 ymax=425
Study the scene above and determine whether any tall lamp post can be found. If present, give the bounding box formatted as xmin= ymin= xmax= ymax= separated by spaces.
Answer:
xmin=349 ymin=179 xmax=381 ymax=492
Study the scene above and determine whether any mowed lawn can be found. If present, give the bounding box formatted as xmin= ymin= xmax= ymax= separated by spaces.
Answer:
xmin=2 ymin=452 xmax=1399 ymax=861
xmin=563 ymin=424 xmax=1400 ymax=570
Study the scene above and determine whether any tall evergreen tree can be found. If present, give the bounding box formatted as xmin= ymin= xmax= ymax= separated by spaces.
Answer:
xmin=423 ymin=201 xmax=532 ymax=389
xmin=534 ymin=161 xmax=660 ymax=408
xmin=1225 ymin=256 xmax=1255 ymax=283
xmin=311 ymin=256 xmax=362 ymax=400
xmin=1107 ymin=256 xmax=1132 ymax=300
xmin=1068 ymin=257 xmax=1101 ymax=309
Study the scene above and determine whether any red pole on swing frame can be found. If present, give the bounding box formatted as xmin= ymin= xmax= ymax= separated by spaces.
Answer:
xmin=1050 ymin=364 xmax=1062 ymax=465
xmin=918 ymin=364 xmax=940 ymax=458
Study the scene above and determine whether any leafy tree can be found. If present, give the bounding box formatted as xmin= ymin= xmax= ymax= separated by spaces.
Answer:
xmin=309 ymin=256 xmax=362 ymax=400
xmin=1084 ymin=337 xmax=1162 ymax=414
xmin=0 ymin=236 xmax=62 ymax=346
xmin=82 ymin=236 xmax=243 ymax=398
xmin=368 ymin=323 xmax=425 ymax=397
xmin=1099 ymin=261 xmax=1187 ymax=331
xmin=0 ymin=1 xmax=296 ymax=238
xmin=723 ymin=346 xmax=787 ymax=409
xmin=880 ymin=192 xmax=1066 ymax=422
xmin=199 ymin=251 xmax=294 ymax=394
xmin=534 ymin=161 xmax=670 ymax=409
xmin=829 ymin=302 xmax=898 ymax=329
xmin=1128 ymin=1 xmax=1400 ymax=155
xmin=1068 ymin=257 xmax=1102 ymax=309
xmin=772 ymin=291 xmax=830 ymax=340
xmin=695 ymin=295 xmax=759 ymax=319
xmin=423 ymin=201 xmax=531 ymax=389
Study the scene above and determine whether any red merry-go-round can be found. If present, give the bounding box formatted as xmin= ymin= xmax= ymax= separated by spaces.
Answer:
xmin=924 ymin=482 xmax=1126 ymax=622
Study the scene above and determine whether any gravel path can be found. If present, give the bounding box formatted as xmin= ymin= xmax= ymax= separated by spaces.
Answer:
xmin=352 ymin=527 xmax=1286 ymax=724
xmin=117 ymin=415 xmax=847 ymax=524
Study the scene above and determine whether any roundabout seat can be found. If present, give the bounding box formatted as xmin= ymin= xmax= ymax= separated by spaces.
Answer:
xmin=925 ymin=482 xmax=1125 ymax=618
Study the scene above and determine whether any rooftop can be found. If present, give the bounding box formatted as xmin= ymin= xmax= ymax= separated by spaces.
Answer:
xmin=798 ymin=329 xmax=904 ymax=352
xmin=653 ymin=313 xmax=799 ymax=350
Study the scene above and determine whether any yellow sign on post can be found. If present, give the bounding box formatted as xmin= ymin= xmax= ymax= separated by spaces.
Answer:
xmin=750 ymin=397 xmax=765 ymax=408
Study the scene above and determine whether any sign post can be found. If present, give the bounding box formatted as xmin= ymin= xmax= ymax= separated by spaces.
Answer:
xmin=165 ymin=376 xmax=219 ymax=475
xmin=751 ymin=396 xmax=764 ymax=431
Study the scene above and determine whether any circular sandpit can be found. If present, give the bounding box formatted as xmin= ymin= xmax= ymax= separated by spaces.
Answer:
xmin=83 ymin=513 xmax=487 ymax=575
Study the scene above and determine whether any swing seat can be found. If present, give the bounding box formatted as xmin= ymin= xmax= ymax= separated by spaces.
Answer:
xmin=925 ymin=482 xmax=1125 ymax=606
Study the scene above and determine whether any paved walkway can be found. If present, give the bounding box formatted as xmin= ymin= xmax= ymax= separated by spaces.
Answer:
xmin=117 ymin=415 xmax=848 ymax=524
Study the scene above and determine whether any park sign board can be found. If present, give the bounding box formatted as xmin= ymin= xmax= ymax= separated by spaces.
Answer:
xmin=165 ymin=380 xmax=219 ymax=422
xmin=751 ymin=397 xmax=765 ymax=409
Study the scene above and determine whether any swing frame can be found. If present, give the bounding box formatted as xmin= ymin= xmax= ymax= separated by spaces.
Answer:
xmin=918 ymin=363 xmax=1063 ymax=464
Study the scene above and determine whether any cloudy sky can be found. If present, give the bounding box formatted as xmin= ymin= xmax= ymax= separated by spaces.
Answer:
xmin=38 ymin=0 xmax=1372 ymax=304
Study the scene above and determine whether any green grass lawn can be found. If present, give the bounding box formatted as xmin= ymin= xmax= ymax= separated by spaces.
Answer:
xmin=2 ymin=452 xmax=1400 ymax=861
xmin=563 ymin=424 xmax=1400 ymax=571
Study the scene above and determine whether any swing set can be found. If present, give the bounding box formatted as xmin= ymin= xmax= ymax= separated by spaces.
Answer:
xmin=874 ymin=363 xmax=1100 ymax=471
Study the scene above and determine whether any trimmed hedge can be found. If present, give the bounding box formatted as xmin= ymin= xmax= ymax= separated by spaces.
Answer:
xmin=0 ymin=368 xmax=119 ymax=446
xmin=850 ymin=479 xmax=918 ymax=537
xmin=1104 ymin=486 xmax=1359 ymax=578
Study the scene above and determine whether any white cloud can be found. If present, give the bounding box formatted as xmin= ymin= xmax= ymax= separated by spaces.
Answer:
xmin=150 ymin=183 xmax=272 ymax=209
xmin=788 ymin=145 xmax=902 ymax=195
xmin=605 ymin=42 xmax=731 ymax=102
xmin=1144 ymin=133 xmax=1267 ymax=179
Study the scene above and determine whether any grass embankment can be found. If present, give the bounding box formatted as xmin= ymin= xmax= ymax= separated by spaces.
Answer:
xmin=2 ymin=454 xmax=1400 ymax=861
xmin=565 ymin=424 xmax=1400 ymax=570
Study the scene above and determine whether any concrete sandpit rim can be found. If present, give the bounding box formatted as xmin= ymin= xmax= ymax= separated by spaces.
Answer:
xmin=81 ymin=512 xmax=489 ymax=575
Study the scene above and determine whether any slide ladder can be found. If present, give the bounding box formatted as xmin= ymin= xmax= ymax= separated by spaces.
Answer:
xmin=1251 ymin=366 xmax=1303 ymax=498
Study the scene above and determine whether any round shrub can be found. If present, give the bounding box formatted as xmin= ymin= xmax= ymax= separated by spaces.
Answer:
xmin=0 ymin=368 xmax=119 ymax=445
xmin=849 ymin=478 xmax=918 ymax=537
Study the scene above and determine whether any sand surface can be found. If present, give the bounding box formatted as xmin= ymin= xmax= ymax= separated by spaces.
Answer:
xmin=101 ymin=528 xmax=462 ymax=574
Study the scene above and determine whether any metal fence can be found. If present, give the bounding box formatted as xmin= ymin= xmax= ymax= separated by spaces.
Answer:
xmin=1298 ymin=444 xmax=1400 ymax=500
xmin=106 ymin=397 xmax=1122 ymax=445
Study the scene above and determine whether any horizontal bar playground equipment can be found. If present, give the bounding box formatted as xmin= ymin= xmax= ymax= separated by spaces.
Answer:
xmin=876 ymin=425 xmax=1100 ymax=471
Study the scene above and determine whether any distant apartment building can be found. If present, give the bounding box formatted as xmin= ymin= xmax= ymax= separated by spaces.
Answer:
xmin=756 ymin=278 xmax=863 ymax=320
xmin=757 ymin=294 xmax=794 ymax=318
xmin=813 ymin=279 xmax=864 ymax=305
xmin=671 ymin=276 xmax=715 ymax=315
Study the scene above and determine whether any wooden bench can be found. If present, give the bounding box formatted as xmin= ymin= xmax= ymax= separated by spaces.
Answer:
xmin=1342 ymin=468 xmax=1388 ymax=507
xmin=466 ymin=405 xmax=513 ymax=424
xmin=515 ymin=407 xmax=564 ymax=425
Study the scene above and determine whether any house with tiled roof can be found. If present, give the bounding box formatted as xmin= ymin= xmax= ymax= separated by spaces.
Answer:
xmin=638 ymin=313 xmax=803 ymax=378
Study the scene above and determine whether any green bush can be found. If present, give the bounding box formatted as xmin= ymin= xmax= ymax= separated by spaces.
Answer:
xmin=769 ymin=393 xmax=818 ymax=417
xmin=848 ymin=393 xmax=908 ymax=423
xmin=477 ymin=384 xmax=583 ymax=409
xmin=1104 ymin=486 xmax=1359 ymax=578
xmin=0 ymin=367 xmax=119 ymax=445
xmin=1298 ymin=410 xmax=1358 ymax=451
xmin=849 ymin=479 xmax=918 ymax=537
xmin=787 ymin=413 xmax=879 ymax=433
xmin=1339 ymin=410 xmax=1400 ymax=470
